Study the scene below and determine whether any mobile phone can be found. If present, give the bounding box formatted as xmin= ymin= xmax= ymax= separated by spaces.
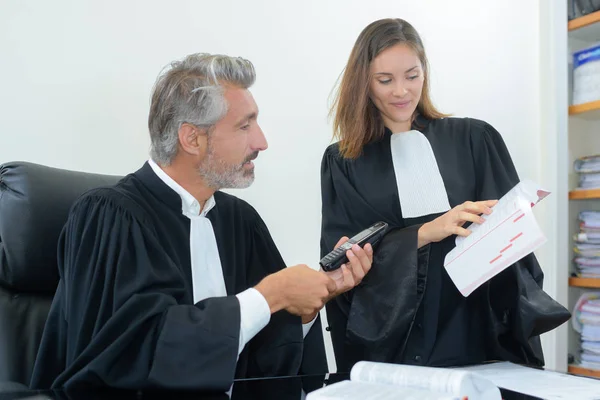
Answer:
xmin=319 ymin=221 xmax=388 ymax=272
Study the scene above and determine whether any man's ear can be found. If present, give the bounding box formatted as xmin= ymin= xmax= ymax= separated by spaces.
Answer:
xmin=178 ymin=123 xmax=207 ymax=156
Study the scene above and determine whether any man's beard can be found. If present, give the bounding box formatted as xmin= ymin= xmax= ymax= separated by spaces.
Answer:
xmin=197 ymin=146 xmax=258 ymax=190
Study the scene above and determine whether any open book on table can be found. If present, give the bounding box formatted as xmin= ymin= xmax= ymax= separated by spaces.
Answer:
xmin=305 ymin=361 xmax=501 ymax=400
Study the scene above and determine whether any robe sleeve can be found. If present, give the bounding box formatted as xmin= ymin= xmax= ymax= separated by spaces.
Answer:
xmin=471 ymin=120 xmax=571 ymax=365
xmin=238 ymin=207 xmax=328 ymax=377
xmin=320 ymin=145 xmax=429 ymax=370
xmin=30 ymin=189 xmax=241 ymax=391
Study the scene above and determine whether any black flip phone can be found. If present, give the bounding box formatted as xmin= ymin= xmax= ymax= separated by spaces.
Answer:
xmin=319 ymin=221 xmax=388 ymax=272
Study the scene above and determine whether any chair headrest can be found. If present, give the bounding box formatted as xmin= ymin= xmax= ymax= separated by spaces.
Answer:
xmin=0 ymin=161 xmax=122 ymax=293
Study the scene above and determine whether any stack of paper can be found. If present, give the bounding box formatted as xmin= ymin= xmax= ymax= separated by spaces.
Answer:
xmin=574 ymin=155 xmax=600 ymax=189
xmin=574 ymin=211 xmax=600 ymax=278
xmin=572 ymin=292 xmax=600 ymax=370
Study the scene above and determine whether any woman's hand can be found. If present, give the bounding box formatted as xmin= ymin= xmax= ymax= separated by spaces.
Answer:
xmin=417 ymin=200 xmax=498 ymax=248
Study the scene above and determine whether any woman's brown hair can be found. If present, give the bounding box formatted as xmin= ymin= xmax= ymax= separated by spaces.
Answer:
xmin=330 ymin=18 xmax=448 ymax=159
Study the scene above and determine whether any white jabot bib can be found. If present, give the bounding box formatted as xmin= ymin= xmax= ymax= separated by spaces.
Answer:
xmin=390 ymin=130 xmax=451 ymax=218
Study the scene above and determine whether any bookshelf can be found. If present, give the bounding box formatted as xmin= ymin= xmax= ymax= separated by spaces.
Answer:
xmin=567 ymin=6 xmax=600 ymax=380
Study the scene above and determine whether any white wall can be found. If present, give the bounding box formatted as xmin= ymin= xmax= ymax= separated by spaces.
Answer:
xmin=1 ymin=0 xmax=560 ymax=371
xmin=537 ymin=0 xmax=570 ymax=373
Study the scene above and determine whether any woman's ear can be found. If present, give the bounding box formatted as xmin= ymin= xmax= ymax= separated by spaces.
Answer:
xmin=178 ymin=123 xmax=208 ymax=156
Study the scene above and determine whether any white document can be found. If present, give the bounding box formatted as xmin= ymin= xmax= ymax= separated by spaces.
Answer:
xmin=444 ymin=180 xmax=550 ymax=297
xmin=458 ymin=362 xmax=600 ymax=400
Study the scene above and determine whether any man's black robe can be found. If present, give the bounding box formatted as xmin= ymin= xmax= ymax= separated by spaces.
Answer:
xmin=30 ymin=162 xmax=326 ymax=390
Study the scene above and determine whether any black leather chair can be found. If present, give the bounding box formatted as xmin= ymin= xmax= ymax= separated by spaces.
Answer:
xmin=0 ymin=161 xmax=122 ymax=387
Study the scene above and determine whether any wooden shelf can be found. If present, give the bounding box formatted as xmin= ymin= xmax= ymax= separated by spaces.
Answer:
xmin=569 ymin=189 xmax=600 ymax=199
xmin=568 ymin=364 xmax=600 ymax=379
xmin=569 ymin=277 xmax=600 ymax=288
xmin=569 ymin=11 xmax=600 ymax=32
xmin=569 ymin=100 xmax=600 ymax=119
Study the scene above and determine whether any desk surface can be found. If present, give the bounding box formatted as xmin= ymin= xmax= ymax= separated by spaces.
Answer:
xmin=0 ymin=374 xmax=544 ymax=400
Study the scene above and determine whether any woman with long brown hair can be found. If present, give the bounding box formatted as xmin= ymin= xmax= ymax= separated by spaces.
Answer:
xmin=320 ymin=18 xmax=570 ymax=373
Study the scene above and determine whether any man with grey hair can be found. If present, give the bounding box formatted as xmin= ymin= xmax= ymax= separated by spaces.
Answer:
xmin=29 ymin=53 xmax=373 ymax=391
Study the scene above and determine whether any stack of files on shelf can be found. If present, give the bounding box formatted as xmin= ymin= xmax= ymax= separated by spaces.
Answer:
xmin=574 ymin=211 xmax=600 ymax=278
xmin=573 ymin=292 xmax=600 ymax=371
xmin=574 ymin=155 xmax=600 ymax=190
xmin=573 ymin=43 xmax=600 ymax=106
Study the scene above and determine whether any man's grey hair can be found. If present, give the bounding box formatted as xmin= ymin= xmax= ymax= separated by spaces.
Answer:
xmin=148 ymin=53 xmax=256 ymax=166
